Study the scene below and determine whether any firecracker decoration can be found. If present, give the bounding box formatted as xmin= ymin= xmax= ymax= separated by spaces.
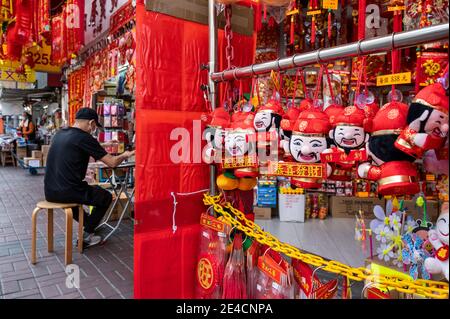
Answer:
xmin=38 ymin=0 xmax=51 ymax=44
xmin=6 ymin=0 xmax=33 ymax=60
xmin=51 ymin=13 xmax=65 ymax=65
xmin=65 ymin=0 xmax=85 ymax=59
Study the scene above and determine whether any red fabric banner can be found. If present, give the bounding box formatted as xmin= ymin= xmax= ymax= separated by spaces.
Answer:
xmin=134 ymin=3 xmax=255 ymax=298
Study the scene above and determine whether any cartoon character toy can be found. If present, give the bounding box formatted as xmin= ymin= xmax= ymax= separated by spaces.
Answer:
xmin=358 ymin=102 xmax=420 ymax=195
xmin=424 ymin=202 xmax=449 ymax=281
xmin=395 ymin=83 xmax=449 ymax=159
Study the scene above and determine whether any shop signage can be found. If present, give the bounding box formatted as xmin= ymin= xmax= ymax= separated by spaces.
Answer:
xmin=26 ymin=43 xmax=61 ymax=74
xmin=376 ymin=72 xmax=411 ymax=86
xmin=110 ymin=0 xmax=136 ymax=35
xmin=222 ymin=154 xmax=258 ymax=169
xmin=306 ymin=10 xmax=322 ymax=16
xmin=0 ymin=63 xmax=36 ymax=83
xmin=322 ymin=0 xmax=338 ymax=10
xmin=267 ymin=161 xmax=325 ymax=178
xmin=145 ymin=0 xmax=254 ymax=37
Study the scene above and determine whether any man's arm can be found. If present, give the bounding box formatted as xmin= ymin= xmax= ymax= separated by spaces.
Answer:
xmin=99 ymin=150 xmax=135 ymax=168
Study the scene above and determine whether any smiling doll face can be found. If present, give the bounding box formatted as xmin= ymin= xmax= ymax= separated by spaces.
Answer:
xmin=253 ymin=110 xmax=273 ymax=132
xmin=224 ymin=131 xmax=249 ymax=157
xmin=436 ymin=210 xmax=449 ymax=246
xmin=289 ymin=134 xmax=327 ymax=163
xmin=332 ymin=125 xmax=367 ymax=149
xmin=424 ymin=109 xmax=449 ymax=139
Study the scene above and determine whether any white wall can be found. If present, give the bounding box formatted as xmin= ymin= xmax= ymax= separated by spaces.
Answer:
xmin=0 ymin=100 xmax=23 ymax=116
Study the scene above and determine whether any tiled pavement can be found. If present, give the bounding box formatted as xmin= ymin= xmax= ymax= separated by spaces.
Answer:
xmin=0 ymin=166 xmax=133 ymax=299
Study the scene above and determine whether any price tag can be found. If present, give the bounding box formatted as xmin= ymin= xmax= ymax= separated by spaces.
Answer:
xmin=307 ymin=10 xmax=322 ymax=16
xmin=376 ymin=72 xmax=411 ymax=86
xmin=26 ymin=42 xmax=62 ymax=74
xmin=426 ymin=174 xmax=436 ymax=181
xmin=387 ymin=6 xmax=406 ymax=11
xmin=323 ymin=0 xmax=338 ymax=10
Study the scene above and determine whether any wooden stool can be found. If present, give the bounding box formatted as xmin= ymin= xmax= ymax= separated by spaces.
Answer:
xmin=31 ymin=201 xmax=84 ymax=265
xmin=1 ymin=150 xmax=15 ymax=167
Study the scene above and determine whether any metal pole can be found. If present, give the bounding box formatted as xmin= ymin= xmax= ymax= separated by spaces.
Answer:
xmin=211 ymin=23 xmax=449 ymax=82
xmin=208 ymin=0 xmax=218 ymax=196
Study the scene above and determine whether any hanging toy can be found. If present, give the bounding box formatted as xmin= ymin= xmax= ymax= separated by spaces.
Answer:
xmin=358 ymin=101 xmax=420 ymax=196
xmin=286 ymin=108 xmax=332 ymax=189
xmin=395 ymin=82 xmax=449 ymax=160
xmin=424 ymin=202 xmax=449 ymax=281
xmin=322 ymin=106 xmax=369 ymax=181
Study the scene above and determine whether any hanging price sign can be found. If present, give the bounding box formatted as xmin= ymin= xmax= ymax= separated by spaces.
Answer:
xmin=307 ymin=10 xmax=322 ymax=15
xmin=376 ymin=72 xmax=411 ymax=86
xmin=0 ymin=62 xmax=36 ymax=83
xmin=222 ymin=154 xmax=258 ymax=169
xmin=323 ymin=0 xmax=338 ymax=10
xmin=26 ymin=42 xmax=62 ymax=74
xmin=387 ymin=6 xmax=406 ymax=11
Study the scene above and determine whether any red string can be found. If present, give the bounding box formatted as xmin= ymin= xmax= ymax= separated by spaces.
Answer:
xmin=328 ymin=11 xmax=332 ymax=39
xmin=313 ymin=65 xmax=324 ymax=103
xmin=292 ymin=68 xmax=300 ymax=106
xmin=324 ymin=66 xmax=335 ymax=102
xmin=354 ymin=57 xmax=366 ymax=105
xmin=300 ymin=69 xmax=308 ymax=99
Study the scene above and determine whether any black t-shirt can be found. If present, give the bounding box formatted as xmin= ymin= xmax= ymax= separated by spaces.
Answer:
xmin=44 ymin=127 xmax=107 ymax=196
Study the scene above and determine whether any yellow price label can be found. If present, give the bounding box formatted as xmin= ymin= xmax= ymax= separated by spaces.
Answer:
xmin=323 ymin=0 xmax=338 ymax=10
xmin=26 ymin=42 xmax=62 ymax=74
xmin=426 ymin=174 xmax=436 ymax=181
xmin=387 ymin=6 xmax=406 ymax=11
xmin=307 ymin=10 xmax=322 ymax=15
xmin=376 ymin=72 xmax=411 ymax=86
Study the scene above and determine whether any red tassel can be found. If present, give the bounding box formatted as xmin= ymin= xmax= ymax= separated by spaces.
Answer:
xmin=328 ymin=11 xmax=332 ymax=39
xmin=263 ymin=4 xmax=267 ymax=21
xmin=311 ymin=17 xmax=316 ymax=45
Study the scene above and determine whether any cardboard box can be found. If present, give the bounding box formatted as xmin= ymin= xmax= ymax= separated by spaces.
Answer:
xmin=23 ymin=157 xmax=33 ymax=165
xmin=42 ymin=155 xmax=47 ymax=167
xmin=108 ymin=193 xmax=132 ymax=221
xmin=32 ymin=150 xmax=42 ymax=159
xmin=402 ymin=199 xmax=439 ymax=223
xmin=41 ymin=145 xmax=50 ymax=155
xmin=254 ymin=206 xmax=272 ymax=220
xmin=28 ymin=159 xmax=41 ymax=168
xmin=16 ymin=147 xmax=27 ymax=159
xmin=329 ymin=196 xmax=386 ymax=218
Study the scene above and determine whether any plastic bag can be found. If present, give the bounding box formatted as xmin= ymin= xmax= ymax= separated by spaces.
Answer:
xmin=222 ymin=233 xmax=247 ymax=298
xmin=255 ymin=250 xmax=295 ymax=299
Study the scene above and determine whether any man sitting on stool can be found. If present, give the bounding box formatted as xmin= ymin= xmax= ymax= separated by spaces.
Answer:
xmin=44 ymin=108 xmax=135 ymax=248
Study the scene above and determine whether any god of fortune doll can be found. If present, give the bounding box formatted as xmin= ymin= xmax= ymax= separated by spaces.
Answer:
xmin=202 ymin=107 xmax=230 ymax=165
xmin=395 ymin=83 xmax=449 ymax=159
xmin=323 ymin=105 xmax=370 ymax=181
xmin=288 ymin=109 xmax=332 ymax=189
xmin=224 ymin=111 xmax=258 ymax=220
xmin=253 ymin=99 xmax=284 ymax=173
xmin=358 ymin=101 xmax=420 ymax=196
xmin=323 ymin=103 xmax=345 ymax=146
xmin=280 ymin=107 xmax=302 ymax=162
